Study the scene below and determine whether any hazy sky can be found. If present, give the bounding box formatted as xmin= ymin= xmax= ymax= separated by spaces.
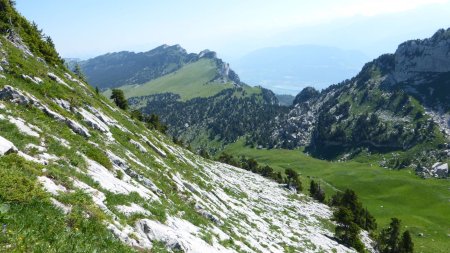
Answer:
xmin=16 ymin=0 xmax=450 ymax=61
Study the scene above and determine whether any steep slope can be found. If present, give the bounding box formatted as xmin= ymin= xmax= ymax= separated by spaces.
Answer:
xmin=133 ymin=87 xmax=285 ymax=153
xmin=232 ymin=45 xmax=368 ymax=94
xmin=0 ymin=2 xmax=369 ymax=252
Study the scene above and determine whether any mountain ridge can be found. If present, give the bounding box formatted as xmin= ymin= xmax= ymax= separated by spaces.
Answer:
xmin=74 ymin=44 xmax=242 ymax=90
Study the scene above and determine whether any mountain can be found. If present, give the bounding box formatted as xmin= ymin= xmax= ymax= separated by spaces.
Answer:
xmin=77 ymin=45 xmax=241 ymax=95
xmin=0 ymin=2 xmax=368 ymax=252
xmin=275 ymin=94 xmax=295 ymax=106
xmin=79 ymin=45 xmax=285 ymax=152
xmin=231 ymin=45 xmax=369 ymax=94
xmin=258 ymin=28 xmax=450 ymax=173
xmin=126 ymin=29 xmax=450 ymax=177
xmin=132 ymin=87 xmax=285 ymax=153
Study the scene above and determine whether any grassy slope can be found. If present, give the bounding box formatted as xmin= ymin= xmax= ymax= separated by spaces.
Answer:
xmin=224 ymin=140 xmax=450 ymax=253
xmin=103 ymin=58 xmax=233 ymax=101
xmin=0 ymin=35 xmax=230 ymax=252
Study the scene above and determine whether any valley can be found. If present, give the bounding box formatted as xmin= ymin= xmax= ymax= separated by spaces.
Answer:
xmin=224 ymin=140 xmax=450 ymax=253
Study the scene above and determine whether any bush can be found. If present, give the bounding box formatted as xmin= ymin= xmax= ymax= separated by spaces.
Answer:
xmin=83 ymin=145 xmax=113 ymax=170
xmin=0 ymin=155 xmax=46 ymax=203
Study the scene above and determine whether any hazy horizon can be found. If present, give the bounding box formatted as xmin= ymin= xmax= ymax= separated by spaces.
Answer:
xmin=16 ymin=1 xmax=450 ymax=59
xmin=15 ymin=0 xmax=450 ymax=94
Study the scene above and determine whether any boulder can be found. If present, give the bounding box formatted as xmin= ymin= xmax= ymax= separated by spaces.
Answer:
xmin=195 ymin=204 xmax=223 ymax=226
xmin=0 ymin=135 xmax=17 ymax=155
xmin=66 ymin=119 xmax=91 ymax=138
xmin=130 ymin=139 xmax=147 ymax=153
xmin=0 ymin=85 xmax=31 ymax=105
xmin=431 ymin=162 xmax=448 ymax=178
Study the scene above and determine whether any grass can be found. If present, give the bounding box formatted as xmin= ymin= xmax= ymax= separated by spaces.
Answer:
xmin=104 ymin=58 xmax=235 ymax=101
xmin=0 ymin=154 xmax=135 ymax=253
xmin=103 ymin=58 xmax=262 ymax=103
xmin=223 ymin=139 xmax=450 ymax=253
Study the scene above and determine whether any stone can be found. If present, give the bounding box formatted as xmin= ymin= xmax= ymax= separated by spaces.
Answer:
xmin=431 ymin=162 xmax=448 ymax=178
xmin=66 ymin=119 xmax=91 ymax=138
xmin=0 ymin=135 xmax=17 ymax=155
xmin=0 ymin=85 xmax=31 ymax=105
xmin=48 ymin=72 xmax=72 ymax=89
xmin=130 ymin=139 xmax=147 ymax=153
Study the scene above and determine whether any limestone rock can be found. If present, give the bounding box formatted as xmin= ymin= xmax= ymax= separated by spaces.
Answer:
xmin=0 ymin=135 xmax=17 ymax=155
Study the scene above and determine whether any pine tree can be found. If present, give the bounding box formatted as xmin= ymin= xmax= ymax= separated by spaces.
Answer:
xmin=334 ymin=206 xmax=365 ymax=252
xmin=285 ymin=168 xmax=302 ymax=192
xmin=95 ymin=86 xmax=99 ymax=95
xmin=399 ymin=230 xmax=414 ymax=253
xmin=309 ymin=180 xmax=326 ymax=202
xmin=315 ymin=183 xmax=325 ymax=203
xmin=199 ymin=148 xmax=210 ymax=159
xmin=377 ymin=218 xmax=402 ymax=253
xmin=73 ymin=63 xmax=86 ymax=82
xmin=110 ymin=89 xmax=128 ymax=110
xmin=309 ymin=180 xmax=317 ymax=196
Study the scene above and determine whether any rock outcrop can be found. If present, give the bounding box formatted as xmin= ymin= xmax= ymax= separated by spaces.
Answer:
xmin=0 ymin=135 xmax=17 ymax=155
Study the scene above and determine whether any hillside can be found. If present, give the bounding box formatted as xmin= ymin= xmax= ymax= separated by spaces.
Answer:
xmin=77 ymin=45 xmax=243 ymax=100
xmin=105 ymin=57 xmax=243 ymax=102
xmin=76 ymin=44 xmax=198 ymax=89
xmin=133 ymin=87 xmax=284 ymax=153
xmin=0 ymin=2 xmax=369 ymax=252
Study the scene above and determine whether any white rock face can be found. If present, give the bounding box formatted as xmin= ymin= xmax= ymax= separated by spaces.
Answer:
xmin=135 ymin=217 xmax=233 ymax=253
xmin=7 ymin=116 xmax=40 ymax=137
xmin=130 ymin=139 xmax=147 ymax=153
xmin=116 ymin=203 xmax=151 ymax=217
xmin=84 ymin=157 xmax=157 ymax=201
xmin=394 ymin=28 xmax=450 ymax=82
xmin=38 ymin=176 xmax=67 ymax=195
xmin=21 ymin=74 xmax=41 ymax=84
xmin=0 ymin=135 xmax=17 ymax=155
xmin=48 ymin=72 xmax=72 ymax=89
xmin=64 ymin=72 xmax=86 ymax=87
xmin=0 ymin=86 xmax=91 ymax=138
xmin=431 ymin=162 xmax=448 ymax=178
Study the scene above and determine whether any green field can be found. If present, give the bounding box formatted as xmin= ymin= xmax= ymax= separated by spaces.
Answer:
xmin=224 ymin=140 xmax=450 ymax=253
xmin=103 ymin=58 xmax=234 ymax=101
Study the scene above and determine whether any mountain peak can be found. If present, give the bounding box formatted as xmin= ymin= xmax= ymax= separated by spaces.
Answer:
xmin=394 ymin=27 xmax=450 ymax=81
xmin=198 ymin=49 xmax=217 ymax=59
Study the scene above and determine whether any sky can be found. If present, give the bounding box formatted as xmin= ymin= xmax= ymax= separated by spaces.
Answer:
xmin=15 ymin=0 xmax=450 ymax=62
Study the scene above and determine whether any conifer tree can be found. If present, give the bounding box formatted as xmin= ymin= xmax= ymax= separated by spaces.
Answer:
xmin=399 ymin=230 xmax=414 ymax=253
xmin=110 ymin=89 xmax=128 ymax=110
